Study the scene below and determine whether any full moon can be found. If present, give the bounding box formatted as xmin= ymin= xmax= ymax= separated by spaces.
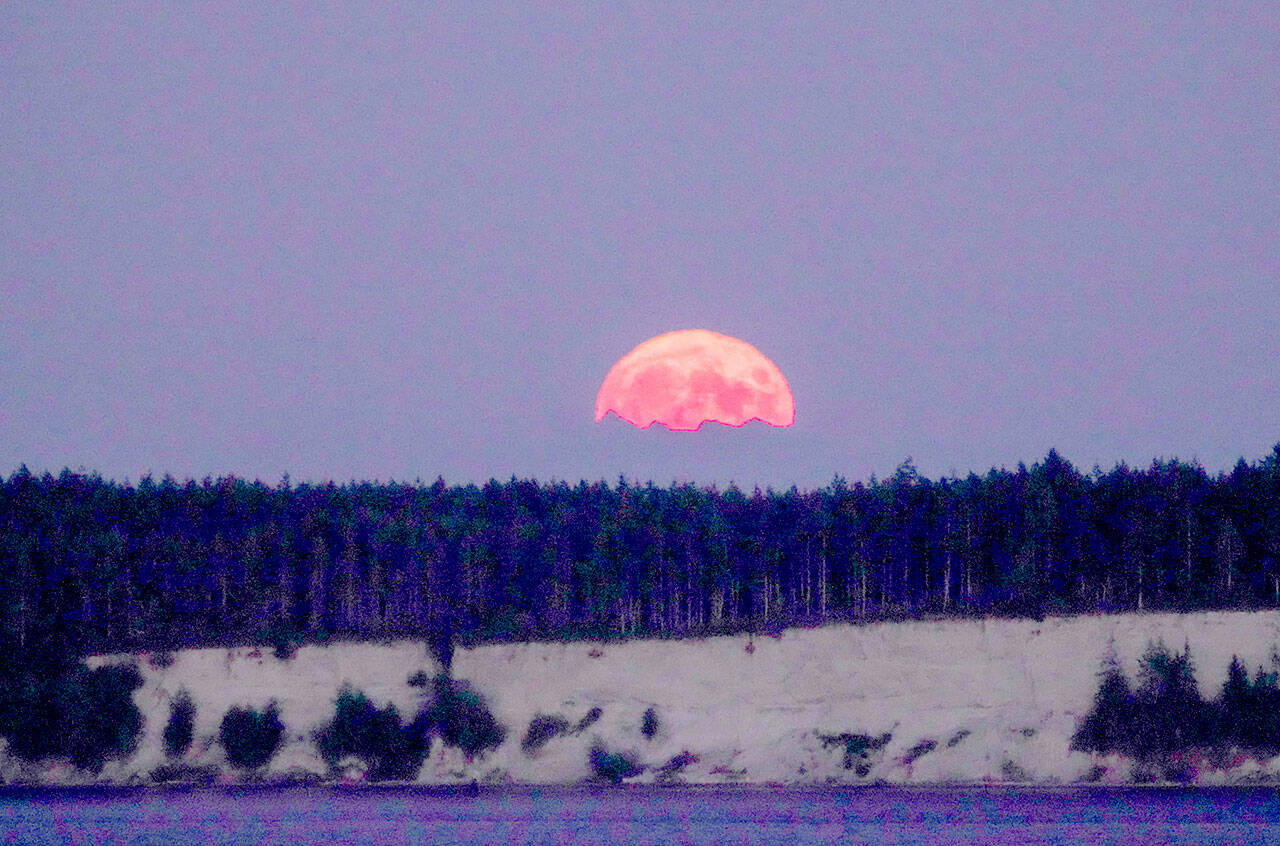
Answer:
xmin=595 ymin=329 xmax=795 ymax=430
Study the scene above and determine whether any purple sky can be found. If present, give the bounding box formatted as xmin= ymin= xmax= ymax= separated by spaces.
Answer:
xmin=3 ymin=3 xmax=1277 ymax=490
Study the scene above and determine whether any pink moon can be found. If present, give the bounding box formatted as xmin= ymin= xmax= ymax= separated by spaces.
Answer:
xmin=595 ymin=329 xmax=795 ymax=431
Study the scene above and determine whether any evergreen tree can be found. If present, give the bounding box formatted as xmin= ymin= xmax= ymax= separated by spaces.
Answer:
xmin=163 ymin=689 xmax=196 ymax=758
xmin=315 ymin=687 xmax=428 ymax=780
xmin=424 ymin=675 xmax=504 ymax=760
xmin=1132 ymin=641 xmax=1212 ymax=754
xmin=219 ymin=702 xmax=284 ymax=770
xmin=1242 ymin=662 xmax=1280 ymax=753
xmin=1217 ymin=655 xmax=1251 ymax=747
xmin=1071 ymin=649 xmax=1137 ymax=755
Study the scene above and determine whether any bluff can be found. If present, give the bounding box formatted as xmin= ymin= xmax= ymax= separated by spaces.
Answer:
xmin=5 ymin=610 xmax=1280 ymax=786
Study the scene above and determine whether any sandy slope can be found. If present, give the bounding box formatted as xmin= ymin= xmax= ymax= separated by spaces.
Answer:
xmin=7 ymin=610 xmax=1280 ymax=786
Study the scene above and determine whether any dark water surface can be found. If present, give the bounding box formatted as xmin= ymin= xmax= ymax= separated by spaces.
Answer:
xmin=3 ymin=784 xmax=1280 ymax=845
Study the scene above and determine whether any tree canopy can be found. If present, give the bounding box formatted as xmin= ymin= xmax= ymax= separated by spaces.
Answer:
xmin=1 ymin=445 xmax=1278 ymax=657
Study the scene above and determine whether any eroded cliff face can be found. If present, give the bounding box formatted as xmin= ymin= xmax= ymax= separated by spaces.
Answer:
xmin=7 ymin=610 xmax=1280 ymax=786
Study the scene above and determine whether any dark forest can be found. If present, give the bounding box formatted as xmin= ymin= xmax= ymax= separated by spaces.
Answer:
xmin=3 ymin=446 xmax=1279 ymax=659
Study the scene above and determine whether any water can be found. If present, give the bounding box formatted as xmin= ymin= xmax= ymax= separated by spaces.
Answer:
xmin=3 ymin=785 xmax=1280 ymax=845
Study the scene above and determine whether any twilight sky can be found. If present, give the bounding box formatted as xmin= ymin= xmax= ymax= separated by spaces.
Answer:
xmin=2 ymin=3 xmax=1277 ymax=491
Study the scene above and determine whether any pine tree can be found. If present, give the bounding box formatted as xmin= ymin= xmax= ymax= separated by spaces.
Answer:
xmin=1133 ymin=641 xmax=1212 ymax=754
xmin=164 ymin=689 xmax=196 ymax=758
xmin=1244 ymin=663 xmax=1280 ymax=753
xmin=1071 ymin=650 xmax=1137 ymax=755
xmin=219 ymin=702 xmax=284 ymax=770
xmin=1217 ymin=655 xmax=1251 ymax=747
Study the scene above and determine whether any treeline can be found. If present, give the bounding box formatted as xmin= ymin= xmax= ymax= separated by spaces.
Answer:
xmin=2 ymin=446 xmax=1280 ymax=657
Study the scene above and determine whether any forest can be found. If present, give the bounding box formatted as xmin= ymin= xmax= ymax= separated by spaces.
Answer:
xmin=2 ymin=446 xmax=1279 ymax=660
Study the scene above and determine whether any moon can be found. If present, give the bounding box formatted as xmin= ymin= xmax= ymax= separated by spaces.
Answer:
xmin=595 ymin=329 xmax=795 ymax=430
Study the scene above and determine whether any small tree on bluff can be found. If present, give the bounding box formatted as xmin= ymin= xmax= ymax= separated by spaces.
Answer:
xmin=1132 ymin=641 xmax=1213 ymax=754
xmin=589 ymin=743 xmax=643 ymax=784
xmin=219 ymin=702 xmax=284 ymax=770
xmin=315 ymin=687 xmax=430 ymax=780
xmin=423 ymin=674 xmax=505 ymax=760
xmin=641 ymin=707 xmax=659 ymax=740
xmin=163 ymin=689 xmax=196 ymax=758
xmin=521 ymin=714 xmax=570 ymax=755
xmin=1217 ymin=655 xmax=1280 ymax=753
xmin=1071 ymin=651 xmax=1137 ymax=756
xmin=60 ymin=662 xmax=145 ymax=772
xmin=0 ymin=628 xmax=144 ymax=773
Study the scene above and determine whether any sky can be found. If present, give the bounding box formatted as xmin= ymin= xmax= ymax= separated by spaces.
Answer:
xmin=2 ymin=2 xmax=1277 ymax=492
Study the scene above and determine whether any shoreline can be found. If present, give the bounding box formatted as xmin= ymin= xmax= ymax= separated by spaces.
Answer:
xmin=6 ymin=781 xmax=1280 ymax=795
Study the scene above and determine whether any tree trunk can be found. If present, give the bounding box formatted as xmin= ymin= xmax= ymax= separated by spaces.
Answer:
xmin=308 ymin=536 xmax=326 ymax=633
xmin=342 ymin=529 xmax=359 ymax=630
xmin=880 ymin=553 xmax=888 ymax=613
xmin=820 ymin=537 xmax=828 ymax=618
xmin=963 ymin=515 xmax=973 ymax=603
xmin=278 ymin=550 xmax=291 ymax=623
xmin=901 ymin=534 xmax=910 ymax=612
xmin=860 ymin=560 xmax=868 ymax=618
xmin=804 ymin=538 xmax=811 ymax=617
xmin=943 ymin=510 xmax=952 ymax=609
xmin=1184 ymin=508 xmax=1193 ymax=590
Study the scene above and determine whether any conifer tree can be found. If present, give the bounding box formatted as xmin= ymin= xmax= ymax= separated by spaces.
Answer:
xmin=1217 ymin=655 xmax=1250 ymax=747
xmin=1071 ymin=650 xmax=1136 ymax=755
xmin=163 ymin=689 xmax=196 ymax=758
xmin=1244 ymin=663 xmax=1280 ymax=753
xmin=1132 ymin=641 xmax=1212 ymax=754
